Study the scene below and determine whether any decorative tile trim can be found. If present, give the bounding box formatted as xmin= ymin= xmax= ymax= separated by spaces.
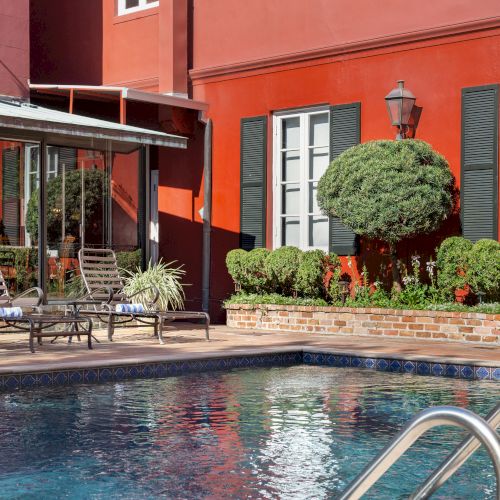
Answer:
xmin=0 ymin=352 xmax=303 ymax=392
xmin=302 ymin=352 xmax=499 ymax=381
xmin=0 ymin=350 xmax=497 ymax=392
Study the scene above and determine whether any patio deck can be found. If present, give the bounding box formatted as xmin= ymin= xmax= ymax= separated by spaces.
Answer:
xmin=0 ymin=323 xmax=498 ymax=375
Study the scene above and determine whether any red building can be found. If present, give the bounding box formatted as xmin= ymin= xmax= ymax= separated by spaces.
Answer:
xmin=3 ymin=0 xmax=500 ymax=320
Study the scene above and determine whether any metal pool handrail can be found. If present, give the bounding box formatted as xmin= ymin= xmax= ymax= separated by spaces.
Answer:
xmin=410 ymin=403 xmax=500 ymax=499
xmin=338 ymin=406 xmax=500 ymax=500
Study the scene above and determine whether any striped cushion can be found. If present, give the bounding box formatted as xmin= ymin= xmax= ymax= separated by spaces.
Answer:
xmin=0 ymin=307 xmax=23 ymax=318
xmin=115 ymin=303 xmax=145 ymax=314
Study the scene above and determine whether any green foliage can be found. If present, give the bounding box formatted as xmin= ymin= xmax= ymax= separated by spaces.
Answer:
xmin=436 ymin=237 xmax=473 ymax=300
xmin=295 ymin=250 xmax=326 ymax=298
xmin=245 ymin=248 xmax=272 ymax=292
xmin=467 ymin=239 xmax=500 ymax=301
xmin=65 ymin=273 xmax=85 ymax=298
xmin=26 ymin=169 xmax=106 ymax=243
xmin=123 ymin=259 xmax=185 ymax=311
xmin=224 ymin=293 xmax=328 ymax=307
xmin=317 ymin=140 xmax=455 ymax=244
xmin=265 ymin=246 xmax=303 ymax=294
xmin=0 ymin=246 xmax=37 ymax=292
xmin=226 ymin=249 xmax=248 ymax=287
xmin=116 ymin=249 xmax=142 ymax=273
xmin=328 ymin=267 xmax=344 ymax=304
xmin=225 ymin=248 xmax=272 ymax=293
xmin=226 ymin=294 xmax=500 ymax=314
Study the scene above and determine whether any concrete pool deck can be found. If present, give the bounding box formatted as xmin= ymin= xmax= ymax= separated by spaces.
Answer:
xmin=0 ymin=323 xmax=498 ymax=375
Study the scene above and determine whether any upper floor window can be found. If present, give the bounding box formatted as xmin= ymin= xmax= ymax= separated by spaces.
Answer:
xmin=273 ymin=107 xmax=330 ymax=251
xmin=117 ymin=0 xmax=159 ymax=16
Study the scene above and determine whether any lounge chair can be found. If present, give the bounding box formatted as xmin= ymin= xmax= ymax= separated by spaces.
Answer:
xmin=77 ymin=247 xmax=210 ymax=343
xmin=0 ymin=270 xmax=93 ymax=353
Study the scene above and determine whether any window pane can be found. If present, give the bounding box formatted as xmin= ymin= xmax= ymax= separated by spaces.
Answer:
xmin=126 ymin=0 xmax=140 ymax=8
xmin=282 ymin=217 xmax=300 ymax=247
xmin=282 ymin=183 xmax=300 ymax=215
xmin=282 ymin=117 xmax=300 ymax=149
xmin=309 ymin=216 xmax=329 ymax=247
xmin=282 ymin=150 xmax=300 ymax=181
xmin=309 ymin=113 xmax=329 ymax=147
xmin=308 ymin=182 xmax=320 ymax=213
xmin=309 ymin=146 xmax=329 ymax=180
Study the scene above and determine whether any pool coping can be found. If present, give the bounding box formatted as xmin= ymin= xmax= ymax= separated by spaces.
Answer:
xmin=0 ymin=346 xmax=498 ymax=391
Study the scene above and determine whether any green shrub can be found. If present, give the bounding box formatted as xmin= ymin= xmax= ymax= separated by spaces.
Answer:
xmin=265 ymin=246 xmax=302 ymax=295
xmin=436 ymin=237 xmax=473 ymax=300
xmin=467 ymin=239 xmax=500 ymax=302
xmin=122 ymin=259 xmax=185 ymax=311
xmin=226 ymin=248 xmax=272 ymax=293
xmin=224 ymin=293 xmax=328 ymax=307
xmin=245 ymin=248 xmax=272 ymax=292
xmin=226 ymin=249 xmax=247 ymax=287
xmin=295 ymin=250 xmax=326 ymax=298
xmin=116 ymin=249 xmax=142 ymax=273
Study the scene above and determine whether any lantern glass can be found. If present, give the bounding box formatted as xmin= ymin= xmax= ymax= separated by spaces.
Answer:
xmin=401 ymin=96 xmax=415 ymax=125
xmin=384 ymin=80 xmax=416 ymax=128
xmin=385 ymin=98 xmax=402 ymax=126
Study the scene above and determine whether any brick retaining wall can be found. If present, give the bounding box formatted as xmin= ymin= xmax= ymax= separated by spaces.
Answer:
xmin=226 ymin=304 xmax=500 ymax=345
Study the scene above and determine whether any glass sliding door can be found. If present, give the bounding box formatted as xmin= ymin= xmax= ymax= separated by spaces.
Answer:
xmin=0 ymin=140 xmax=39 ymax=294
xmin=0 ymin=139 xmax=143 ymax=299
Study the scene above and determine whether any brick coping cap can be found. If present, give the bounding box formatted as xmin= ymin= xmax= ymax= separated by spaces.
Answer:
xmin=225 ymin=303 xmax=500 ymax=321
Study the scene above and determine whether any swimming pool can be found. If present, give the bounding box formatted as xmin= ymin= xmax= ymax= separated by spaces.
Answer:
xmin=0 ymin=366 xmax=497 ymax=499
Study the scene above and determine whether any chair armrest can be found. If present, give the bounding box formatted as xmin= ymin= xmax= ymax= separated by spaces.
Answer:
xmin=127 ymin=285 xmax=160 ymax=308
xmin=12 ymin=287 xmax=45 ymax=308
xmin=78 ymin=285 xmax=115 ymax=304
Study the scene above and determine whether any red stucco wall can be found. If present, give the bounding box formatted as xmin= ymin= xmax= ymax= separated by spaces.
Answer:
xmin=30 ymin=0 xmax=102 ymax=85
xmin=102 ymin=0 xmax=160 ymax=90
xmin=0 ymin=0 xmax=29 ymax=97
xmin=193 ymin=0 xmax=500 ymax=70
xmin=192 ymin=30 xmax=500 ymax=317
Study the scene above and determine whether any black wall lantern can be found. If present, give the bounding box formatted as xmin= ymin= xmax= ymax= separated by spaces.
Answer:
xmin=385 ymin=80 xmax=416 ymax=140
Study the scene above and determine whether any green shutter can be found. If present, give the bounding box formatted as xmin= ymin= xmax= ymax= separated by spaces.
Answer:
xmin=2 ymin=148 xmax=20 ymax=246
xmin=240 ymin=116 xmax=267 ymax=250
xmin=461 ymin=85 xmax=498 ymax=242
xmin=57 ymin=147 xmax=77 ymax=174
xmin=328 ymin=103 xmax=360 ymax=255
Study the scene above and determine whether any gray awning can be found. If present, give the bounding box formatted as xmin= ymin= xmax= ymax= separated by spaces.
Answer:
xmin=0 ymin=99 xmax=187 ymax=153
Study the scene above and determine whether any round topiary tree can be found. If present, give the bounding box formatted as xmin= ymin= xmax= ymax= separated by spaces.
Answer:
xmin=317 ymin=139 xmax=455 ymax=288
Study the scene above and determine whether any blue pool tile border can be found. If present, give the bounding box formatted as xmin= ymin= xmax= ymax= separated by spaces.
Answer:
xmin=302 ymin=352 xmax=499 ymax=381
xmin=0 ymin=351 xmax=497 ymax=391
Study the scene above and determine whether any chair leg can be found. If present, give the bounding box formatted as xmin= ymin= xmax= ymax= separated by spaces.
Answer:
xmin=87 ymin=320 xmax=93 ymax=350
xmin=29 ymin=326 xmax=35 ymax=353
xmin=107 ymin=315 xmax=115 ymax=342
xmin=157 ymin=317 xmax=165 ymax=345
xmin=203 ymin=313 xmax=210 ymax=340
xmin=153 ymin=317 xmax=158 ymax=338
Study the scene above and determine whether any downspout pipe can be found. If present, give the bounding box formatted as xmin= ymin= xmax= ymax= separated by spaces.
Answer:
xmin=201 ymin=118 xmax=212 ymax=314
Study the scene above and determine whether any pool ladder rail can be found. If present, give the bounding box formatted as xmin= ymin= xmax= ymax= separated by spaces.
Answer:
xmin=339 ymin=404 xmax=500 ymax=500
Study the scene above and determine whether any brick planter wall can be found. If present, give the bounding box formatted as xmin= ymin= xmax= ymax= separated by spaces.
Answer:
xmin=226 ymin=304 xmax=500 ymax=345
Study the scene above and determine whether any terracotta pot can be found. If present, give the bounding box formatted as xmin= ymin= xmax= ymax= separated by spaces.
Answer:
xmin=454 ymin=286 xmax=469 ymax=304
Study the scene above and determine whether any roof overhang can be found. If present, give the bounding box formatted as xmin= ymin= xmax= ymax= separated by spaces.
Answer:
xmin=0 ymin=99 xmax=187 ymax=153
xmin=30 ymin=84 xmax=208 ymax=112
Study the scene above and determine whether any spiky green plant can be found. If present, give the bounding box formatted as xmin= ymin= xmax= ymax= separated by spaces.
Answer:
xmin=122 ymin=260 xmax=186 ymax=311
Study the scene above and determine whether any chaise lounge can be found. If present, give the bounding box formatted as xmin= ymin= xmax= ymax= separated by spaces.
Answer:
xmin=77 ymin=247 xmax=210 ymax=343
xmin=0 ymin=270 xmax=93 ymax=353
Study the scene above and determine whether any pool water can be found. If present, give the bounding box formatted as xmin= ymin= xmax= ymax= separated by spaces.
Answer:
xmin=0 ymin=366 xmax=497 ymax=499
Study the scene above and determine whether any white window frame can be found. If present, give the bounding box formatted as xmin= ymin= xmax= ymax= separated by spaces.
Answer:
xmin=117 ymin=0 xmax=159 ymax=16
xmin=272 ymin=106 xmax=330 ymax=252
